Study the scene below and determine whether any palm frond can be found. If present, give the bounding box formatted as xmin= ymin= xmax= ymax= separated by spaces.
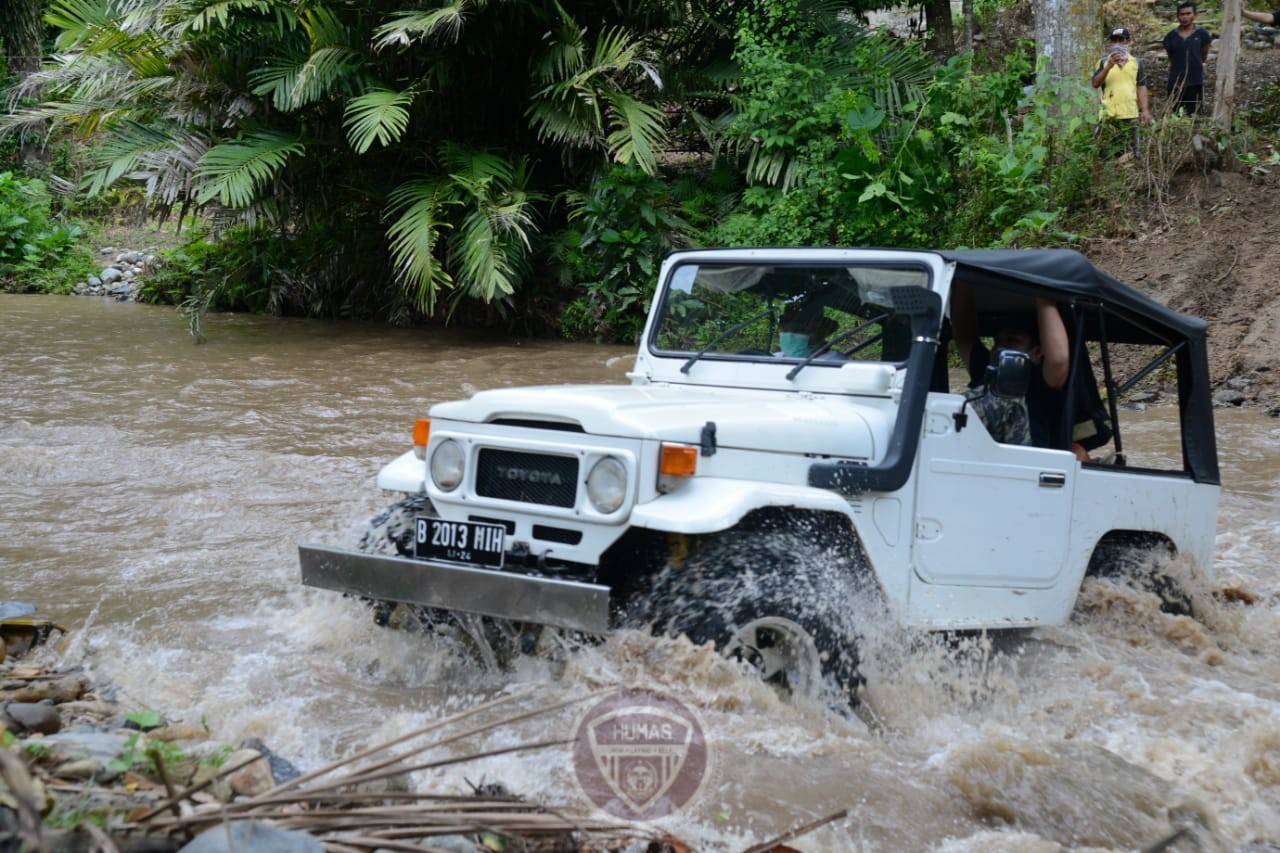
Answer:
xmin=290 ymin=45 xmax=364 ymax=107
xmin=194 ymin=130 xmax=304 ymax=207
xmin=81 ymin=119 xmax=182 ymax=194
xmin=604 ymin=92 xmax=665 ymax=173
xmin=344 ymin=87 xmax=415 ymax=153
xmin=372 ymin=2 xmax=471 ymax=50
xmin=440 ymin=142 xmax=515 ymax=191
xmin=450 ymin=207 xmax=518 ymax=301
xmin=437 ymin=146 xmax=538 ymax=302
xmin=181 ymin=0 xmax=284 ymax=34
xmin=385 ymin=179 xmax=455 ymax=312
xmin=531 ymin=3 xmax=585 ymax=83
xmin=45 ymin=0 xmax=118 ymax=48
xmin=526 ymin=24 xmax=666 ymax=172
xmin=249 ymin=45 xmax=360 ymax=110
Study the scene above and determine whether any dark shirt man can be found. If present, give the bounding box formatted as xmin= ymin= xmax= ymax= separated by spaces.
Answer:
xmin=1163 ymin=3 xmax=1214 ymax=115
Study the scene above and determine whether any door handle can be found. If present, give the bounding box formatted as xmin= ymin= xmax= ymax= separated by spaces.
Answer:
xmin=1039 ymin=472 xmax=1067 ymax=488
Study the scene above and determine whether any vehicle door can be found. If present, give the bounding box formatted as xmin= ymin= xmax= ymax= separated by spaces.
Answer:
xmin=911 ymin=399 xmax=1077 ymax=588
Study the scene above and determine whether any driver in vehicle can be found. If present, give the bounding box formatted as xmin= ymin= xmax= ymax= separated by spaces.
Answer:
xmin=776 ymin=300 xmax=842 ymax=359
xmin=951 ymin=282 xmax=1085 ymax=456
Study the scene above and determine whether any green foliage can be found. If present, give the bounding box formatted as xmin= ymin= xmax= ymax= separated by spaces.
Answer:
xmin=125 ymin=709 xmax=162 ymax=729
xmin=555 ymin=164 xmax=690 ymax=342
xmin=24 ymin=740 xmax=51 ymax=760
xmin=1242 ymin=79 xmax=1280 ymax=138
xmin=711 ymin=1 xmax=939 ymax=248
xmin=715 ymin=27 xmax=1098 ymax=252
xmin=108 ymin=731 xmax=186 ymax=776
xmin=2 ymin=0 xmax=741 ymax=325
xmin=926 ymin=50 xmax=1094 ymax=246
xmin=0 ymin=171 xmax=94 ymax=292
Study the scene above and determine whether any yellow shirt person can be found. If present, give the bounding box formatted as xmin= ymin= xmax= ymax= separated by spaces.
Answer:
xmin=1090 ymin=27 xmax=1151 ymax=122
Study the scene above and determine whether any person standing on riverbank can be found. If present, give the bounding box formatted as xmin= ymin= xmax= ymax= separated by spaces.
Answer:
xmin=1163 ymin=3 xmax=1215 ymax=115
xmin=1091 ymin=28 xmax=1151 ymax=158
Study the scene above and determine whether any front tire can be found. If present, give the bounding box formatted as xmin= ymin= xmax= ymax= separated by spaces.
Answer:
xmin=628 ymin=520 xmax=867 ymax=705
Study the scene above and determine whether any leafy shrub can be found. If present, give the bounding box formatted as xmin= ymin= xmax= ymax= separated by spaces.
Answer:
xmin=710 ymin=2 xmax=946 ymax=248
xmin=927 ymin=49 xmax=1095 ymax=246
xmin=0 ymin=170 xmax=94 ymax=292
xmin=555 ymin=164 xmax=691 ymax=343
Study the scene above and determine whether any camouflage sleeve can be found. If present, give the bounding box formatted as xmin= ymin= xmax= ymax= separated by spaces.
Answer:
xmin=969 ymin=394 xmax=1032 ymax=446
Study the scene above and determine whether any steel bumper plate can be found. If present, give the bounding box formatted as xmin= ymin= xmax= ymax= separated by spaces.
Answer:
xmin=299 ymin=543 xmax=611 ymax=634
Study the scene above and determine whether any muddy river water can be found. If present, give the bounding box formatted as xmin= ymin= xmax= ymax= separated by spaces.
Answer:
xmin=2 ymin=294 xmax=1278 ymax=850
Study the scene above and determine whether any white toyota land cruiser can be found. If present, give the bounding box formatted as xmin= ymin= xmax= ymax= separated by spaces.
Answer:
xmin=301 ymin=247 xmax=1219 ymax=702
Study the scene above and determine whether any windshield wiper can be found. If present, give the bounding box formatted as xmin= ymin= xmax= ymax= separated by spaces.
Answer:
xmin=785 ymin=310 xmax=891 ymax=381
xmin=680 ymin=304 xmax=778 ymax=374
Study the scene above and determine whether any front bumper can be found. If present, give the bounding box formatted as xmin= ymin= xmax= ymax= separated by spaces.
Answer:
xmin=298 ymin=544 xmax=611 ymax=634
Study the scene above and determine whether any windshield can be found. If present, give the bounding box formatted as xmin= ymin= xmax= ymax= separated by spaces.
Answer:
xmin=651 ymin=262 xmax=933 ymax=368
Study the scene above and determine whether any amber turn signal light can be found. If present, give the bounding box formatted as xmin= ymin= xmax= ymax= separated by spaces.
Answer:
xmin=413 ymin=419 xmax=430 ymax=459
xmin=659 ymin=443 xmax=698 ymax=477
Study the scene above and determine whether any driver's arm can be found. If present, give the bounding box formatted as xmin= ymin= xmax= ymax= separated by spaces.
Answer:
xmin=1036 ymin=298 xmax=1070 ymax=389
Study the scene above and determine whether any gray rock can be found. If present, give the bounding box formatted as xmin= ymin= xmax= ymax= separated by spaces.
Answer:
xmin=87 ymin=274 xmax=102 ymax=287
xmin=6 ymin=701 xmax=62 ymax=735
xmin=100 ymin=267 xmax=124 ymax=284
xmin=1213 ymin=389 xmax=1246 ymax=406
xmin=239 ymin=737 xmax=301 ymax=783
xmin=54 ymin=758 xmax=119 ymax=784
xmin=40 ymin=729 xmax=131 ymax=766
xmin=179 ymin=821 xmax=324 ymax=853
xmin=1226 ymin=377 xmax=1250 ymax=390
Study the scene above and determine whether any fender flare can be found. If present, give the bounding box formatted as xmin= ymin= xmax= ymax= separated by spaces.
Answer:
xmin=629 ymin=477 xmax=856 ymax=534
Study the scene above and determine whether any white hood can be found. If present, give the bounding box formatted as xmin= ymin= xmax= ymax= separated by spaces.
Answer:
xmin=430 ymin=383 xmax=881 ymax=459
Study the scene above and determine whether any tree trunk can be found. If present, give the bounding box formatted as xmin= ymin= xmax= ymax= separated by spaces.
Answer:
xmin=1214 ymin=0 xmax=1241 ymax=130
xmin=0 ymin=0 xmax=47 ymax=165
xmin=1034 ymin=0 xmax=1098 ymax=86
xmin=963 ymin=0 xmax=975 ymax=52
xmin=924 ymin=0 xmax=955 ymax=58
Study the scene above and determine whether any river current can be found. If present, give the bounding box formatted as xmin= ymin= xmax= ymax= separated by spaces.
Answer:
xmin=2 ymin=294 xmax=1278 ymax=850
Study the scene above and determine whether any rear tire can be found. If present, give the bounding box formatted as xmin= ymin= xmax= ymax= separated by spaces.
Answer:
xmin=1086 ymin=533 xmax=1193 ymax=616
xmin=628 ymin=522 xmax=866 ymax=705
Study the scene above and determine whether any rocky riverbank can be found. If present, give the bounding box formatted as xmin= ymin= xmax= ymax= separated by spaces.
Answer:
xmin=70 ymin=246 xmax=158 ymax=302
xmin=0 ymin=609 xmax=676 ymax=853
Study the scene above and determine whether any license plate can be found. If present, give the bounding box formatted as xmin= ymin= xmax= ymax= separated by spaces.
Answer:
xmin=414 ymin=517 xmax=505 ymax=568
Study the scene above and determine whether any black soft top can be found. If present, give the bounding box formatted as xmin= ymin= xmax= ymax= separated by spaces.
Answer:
xmin=937 ymin=248 xmax=1207 ymax=345
xmin=936 ymin=248 xmax=1217 ymax=485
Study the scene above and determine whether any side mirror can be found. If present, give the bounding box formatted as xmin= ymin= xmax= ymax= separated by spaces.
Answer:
xmin=985 ymin=349 xmax=1032 ymax=398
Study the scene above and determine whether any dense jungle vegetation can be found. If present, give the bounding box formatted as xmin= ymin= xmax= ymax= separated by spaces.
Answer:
xmin=2 ymin=0 xmax=1278 ymax=341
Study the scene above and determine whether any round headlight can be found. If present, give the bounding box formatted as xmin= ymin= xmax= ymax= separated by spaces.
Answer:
xmin=429 ymin=439 xmax=465 ymax=491
xmin=586 ymin=456 xmax=628 ymax=514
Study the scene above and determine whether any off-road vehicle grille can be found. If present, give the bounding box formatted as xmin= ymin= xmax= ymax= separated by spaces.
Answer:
xmin=476 ymin=449 xmax=578 ymax=508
